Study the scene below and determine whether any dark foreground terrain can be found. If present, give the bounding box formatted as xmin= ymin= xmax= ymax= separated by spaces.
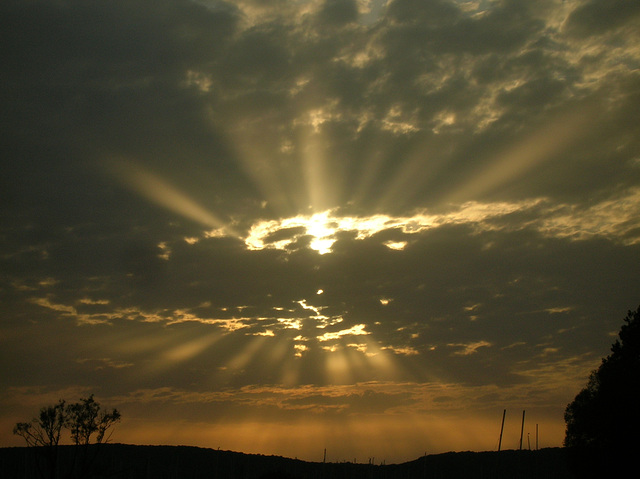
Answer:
xmin=1 ymin=444 xmax=578 ymax=478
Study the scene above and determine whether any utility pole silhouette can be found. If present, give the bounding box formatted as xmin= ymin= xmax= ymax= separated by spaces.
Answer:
xmin=498 ymin=409 xmax=506 ymax=452
xmin=519 ymin=410 xmax=526 ymax=450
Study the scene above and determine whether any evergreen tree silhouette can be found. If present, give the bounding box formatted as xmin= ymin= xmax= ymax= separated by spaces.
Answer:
xmin=564 ymin=305 xmax=640 ymax=476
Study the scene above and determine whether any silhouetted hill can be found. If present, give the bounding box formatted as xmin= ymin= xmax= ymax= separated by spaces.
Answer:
xmin=0 ymin=444 xmax=578 ymax=478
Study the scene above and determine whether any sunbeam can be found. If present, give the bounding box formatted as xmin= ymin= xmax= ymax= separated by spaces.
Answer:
xmin=107 ymin=159 xmax=238 ymax=236
xmin=445 ymin=100 xmax=603 ymax=203
xmin=301 ymin=128 xmax=338 ymax=213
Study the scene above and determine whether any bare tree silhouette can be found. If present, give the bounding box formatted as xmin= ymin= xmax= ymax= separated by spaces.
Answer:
xmin=14 ymin=394 xmax=121 ymax=479
xmin=13 ymin=400 xmax=66 ymax=479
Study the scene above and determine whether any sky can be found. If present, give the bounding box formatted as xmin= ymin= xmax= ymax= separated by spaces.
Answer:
xmin=1 ymin=0 xmax=640 ymax=464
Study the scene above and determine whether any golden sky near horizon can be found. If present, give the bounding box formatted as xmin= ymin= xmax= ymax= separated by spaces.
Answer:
xmin=1 ymin=0 xmax=640 ymax=463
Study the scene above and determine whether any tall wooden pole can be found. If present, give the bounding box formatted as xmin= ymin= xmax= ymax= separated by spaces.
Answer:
xmin=519 ymin=410 xmax=526 ymax=450
xmin=536 ymin=423 xmax=539 ymax=450
xmin=498 ymin=409 xmax=506 ymax=452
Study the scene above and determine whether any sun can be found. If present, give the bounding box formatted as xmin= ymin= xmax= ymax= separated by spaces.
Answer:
xmin=304 ymin=211 xmax=339 ymax=254
xmin=244 ymin=210 xmax=341 ymax=255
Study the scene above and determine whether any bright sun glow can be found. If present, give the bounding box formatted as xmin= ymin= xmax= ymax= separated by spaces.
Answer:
xmin=243 ymin=201 xmax=538 ymax=255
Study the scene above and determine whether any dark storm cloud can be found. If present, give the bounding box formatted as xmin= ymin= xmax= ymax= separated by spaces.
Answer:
xmin=6 ymin=213 xmax=636 ymax=390
xmin=316 ymin=0 xmax=360 ymax=27
xmin=564 ymin=0 xmax=640 ymax=37
xmin=0 ymin=0 xmax=246 ymax=229
xmin=2 ymin=0 xmax=637 ymax=224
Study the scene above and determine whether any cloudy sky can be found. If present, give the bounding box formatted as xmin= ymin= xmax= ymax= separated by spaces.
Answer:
xmin=2 ymin=0 xmax=640 ymax=463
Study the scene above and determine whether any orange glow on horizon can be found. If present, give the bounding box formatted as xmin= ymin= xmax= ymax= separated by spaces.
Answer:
xmin=109 ymin=411 xmax=567 ymax=463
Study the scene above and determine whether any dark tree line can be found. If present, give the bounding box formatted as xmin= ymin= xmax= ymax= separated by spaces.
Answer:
xmin=14 ymin=394 xmax=120 ymax=479
xmin=564 ymin=305 xmax=640 ymax=476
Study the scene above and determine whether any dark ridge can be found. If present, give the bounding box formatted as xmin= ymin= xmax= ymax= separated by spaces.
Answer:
xmin=0 ymin=444 xmax=578 ymax=478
